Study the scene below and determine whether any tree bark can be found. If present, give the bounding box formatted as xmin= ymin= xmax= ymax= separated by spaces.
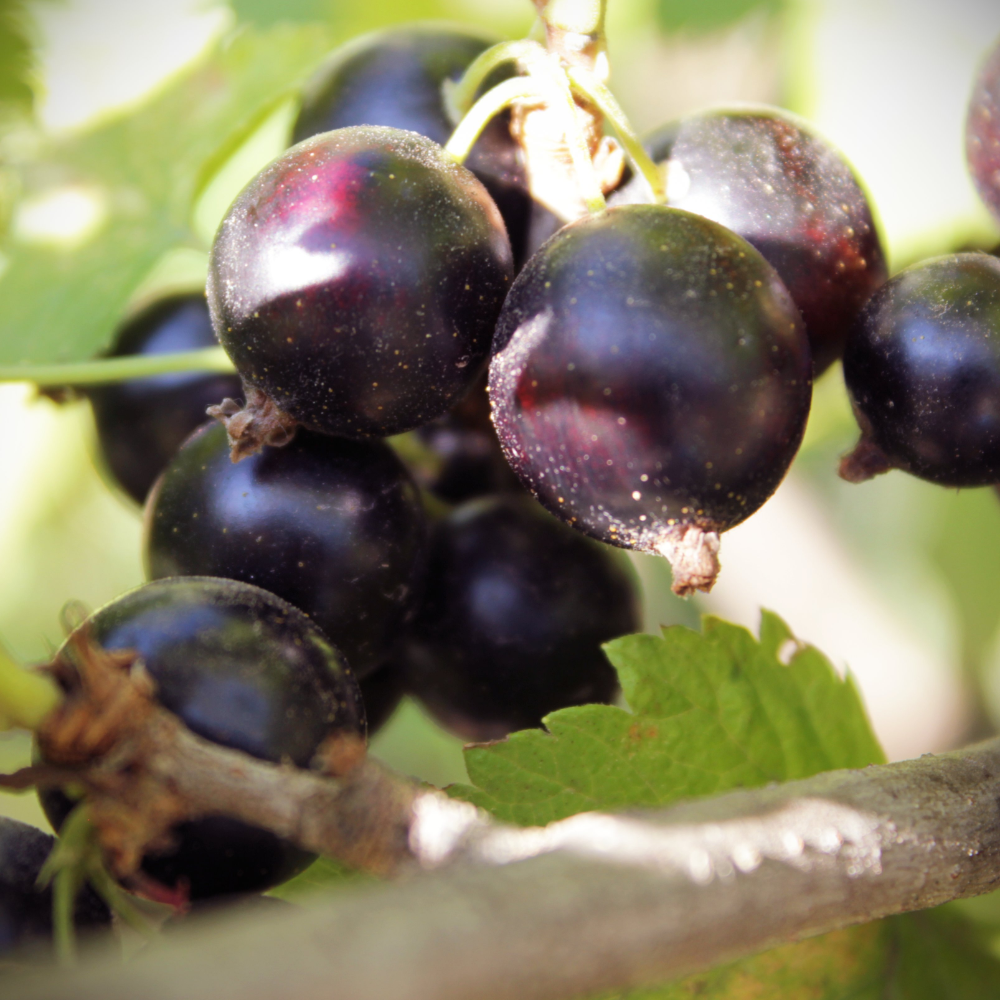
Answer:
xmin=11 ymin=738 xmax=1000 ymax=1000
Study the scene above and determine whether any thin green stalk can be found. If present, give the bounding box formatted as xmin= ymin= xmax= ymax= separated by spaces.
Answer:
xmin=86 ymin=863 xmax=158 ymax=940
xmin=539 ymin=59 xmax=606 ymax=216
xmin=0 ymin=640 xmax=61 ymax=731
xmin=52 ymin=864 xmax=84 ymax=965
xmin=444 ymin=76 xmax=549 ymax=163
xmin=566 ymin=65 xmax=666 ymax=203
xmin=442 ymin=39 xmax=545 ymax=124
xmin=0 ymin=346 xmax=235 ymax=387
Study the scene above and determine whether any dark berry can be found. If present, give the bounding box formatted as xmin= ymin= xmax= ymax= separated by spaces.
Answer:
xmin=968 ymin=37 xmax=1000 ymax=224
xmin=401 ymin=495 xmax=640 ymax=742
xmin=841 ymin=253 xmax=1000 ymax=488
xmin=87 ymin=294 xmax=242 ymax=504
xmin=207 ymin=126 xmax=513 ymax=451
xmin=359 ymin=661 xmax=405 ymax=736
xmin=292 ymin=25 xmax=532 ymax=267
xmin=406 ymin=374 xmax=521 ymax=504
xmin=39 ymin=577 xmax=364 ymax=900
xmin=612 ymin=108 xmax=887 ymax=375
xmin=0 ymin=817 xmax=110 ymax=959
xmin=144 ymin=422 xmax=427 ymax=676
xmin=489 ymin=204 xmax=811 ymax=595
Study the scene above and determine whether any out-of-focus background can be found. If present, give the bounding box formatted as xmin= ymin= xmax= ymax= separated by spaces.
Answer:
xmin=2 ymin=0 xmax=1000 ymax=832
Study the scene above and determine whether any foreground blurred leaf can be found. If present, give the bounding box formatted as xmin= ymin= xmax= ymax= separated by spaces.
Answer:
xmin=452 ymin=612 xmax=884 ymax=825
xmin=0 ymin=24 xmax=332 ymax=368
xmin=655 ymin=0 xmax=783 ymax=35
xmin=0 ymin=0 xmax=36 ymax=115
xmin=604 ymin=908 xmax=1000 ymax=999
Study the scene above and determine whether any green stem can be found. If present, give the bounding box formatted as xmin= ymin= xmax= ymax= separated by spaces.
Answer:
xmin=0 ymin=346 xmax=235 ymax=387
xmin=442 ymin=39 xmax=545 ymax=124
xmin=87 ymin=863 xmax=158 ymax=939
xmin=444 ymin=77 xmax=550 ymax=163
xmin=53 ymin=864 xmax=83 ymax=965
xmin=541 ymin=60 xmax=606 ymax=216
xmin=0 ymin=640 xmax=61 ymax=732
xmin=566 ymin=65 xmax=666 ymax=203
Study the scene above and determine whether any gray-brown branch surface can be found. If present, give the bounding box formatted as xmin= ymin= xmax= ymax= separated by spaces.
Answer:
xmin=10 ymin=737 xmax=1000 ymax=1000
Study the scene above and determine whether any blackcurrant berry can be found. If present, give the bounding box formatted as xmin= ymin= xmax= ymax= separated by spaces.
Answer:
xmin=39 ymin=577 xmax=364 ymax=900
xmin=359 ymin=661 xmax=405 ymax=737
xmin=489 ymin=204 xmax=811 ymax=595
xmin=87 ymin=294 xmax=242 ymax=504
xmin=292 ymin=25 xmax=532 ymax=267
xmin=401 ymin=495 xmax=640 ymax=742
xmin=406 ymin=374 xmax=521 ymax=504
xmin=968 ymin=36 xmax=1000 ymax=225
xmin=612 ymin=108 xmax=887 ymax=375
xmin=0 ymin=817 xmax=110 ymax=959
xmin=207 ymin=126 xmax=513 ymax=455
xmin=144 ymin=421 xmax=427 ymax=676
xmin=841 ymin=253 xmax=1000 ymax=488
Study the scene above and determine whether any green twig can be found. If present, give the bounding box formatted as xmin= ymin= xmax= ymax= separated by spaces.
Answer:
xmin=566 ymin=65 xmax=666 ymax=203
xmin=38 ymin=805 xmax=95 ymax=966
xmin=0 ymin=346 xmax=236 ymax=388
xmin=86 ymin=863 xmax=158 ymax=940
xmin=442 ymin=39 xmax=545 ymax=124
xmin=0 ymin=640 xmax=61 ymax=732
xmin=444 ymin=76 xmax=550 ymax=163
xmin=535 ymin=0 xmax=605 ymax=38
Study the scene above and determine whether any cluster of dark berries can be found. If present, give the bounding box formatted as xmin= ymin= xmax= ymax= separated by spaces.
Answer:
xmin=15 ymin=19 xmax=1000 ymax=949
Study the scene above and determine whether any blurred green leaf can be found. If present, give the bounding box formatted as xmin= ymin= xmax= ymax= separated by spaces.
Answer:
xmin=602 ymin=908 xmax=1000 ymax=999
xmin=655 ymin=0 xmax=783 ymax=35
xmin=0 ymin=24 xmax=333 ymax=368
xmin=0 ymin=0 xmax=36 ymax=115
xmin=451 ymin=612 xmax=884 ymax=826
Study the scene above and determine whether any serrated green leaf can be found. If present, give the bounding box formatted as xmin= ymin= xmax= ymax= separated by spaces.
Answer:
xmin=655 ymin=0 xmax=784 ymax=36
xmin=452 ymin=612 xmax=884 ymax=826
xmin=0 ymin=24 xmax=333 ymax=368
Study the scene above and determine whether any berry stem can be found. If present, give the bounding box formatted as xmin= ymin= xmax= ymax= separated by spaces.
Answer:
xmin=442 ymin=39 xmax=545 ymax=124
xmin=566 ymin=65 xmax=666 ymax=203
xmin=444 ymin=76 xmax=551 ymax=164
xmin=0 ymin=640 xmax=62 ymax=732
xmin=0 ymin=346 xmax=235 ymax=388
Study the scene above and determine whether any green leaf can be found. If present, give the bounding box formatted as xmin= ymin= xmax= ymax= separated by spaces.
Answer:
xmin=601 ymin=908 xmax=1000 ymax=999
xmin=0 ymin=24 xmax=333 ymax=369
xmin=0 ymin=0 xmax=36 ymax=114
xmin=452 ymin=612 xmax=884 ymax=826
xmin=269 ymin=856 xmax=375 ymax=900
xmin=655 ymin=0 xmax=784 ymax=35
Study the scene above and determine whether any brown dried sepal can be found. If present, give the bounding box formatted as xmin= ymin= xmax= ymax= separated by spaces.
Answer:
xmin=654 ymin=524 xmax=722 ymax=597
xmin=839 ymin=436 xmax=895 ymax=484
xmin=31 ymin=630 xmax=191 ymax=880
xmin=314 ymin=731 xmax=367 ymax=778
xmin=207 ymin=384 xmax=298 ymax=463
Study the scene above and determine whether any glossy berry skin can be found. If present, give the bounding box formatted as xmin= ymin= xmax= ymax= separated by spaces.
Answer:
xmin=144 ymin=422 xmax=427 ymax=676
xmin=490 ymin=205 xmax=811 ymax=559
xmin=208 ymin=126 xmax=513 ymax=439
xmin=612 ymin=108 xmax=887 ymax=374
xmin=968 ymin=38 xmax=1000 ymax=225
xmin=402 ymin=495 xmax=640 ymax=742
xmin=88 ymin=294 xmax=242 ymax=504
xmin=293 ymin=26 xmax=532 ymax=268
xmin=40 ymin=577 xmax=364 ymax=900
xmin=842 ymin=253 xmax=1000 ymax=487
xmin=0 ymin=817 xmax=109 ymax=958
